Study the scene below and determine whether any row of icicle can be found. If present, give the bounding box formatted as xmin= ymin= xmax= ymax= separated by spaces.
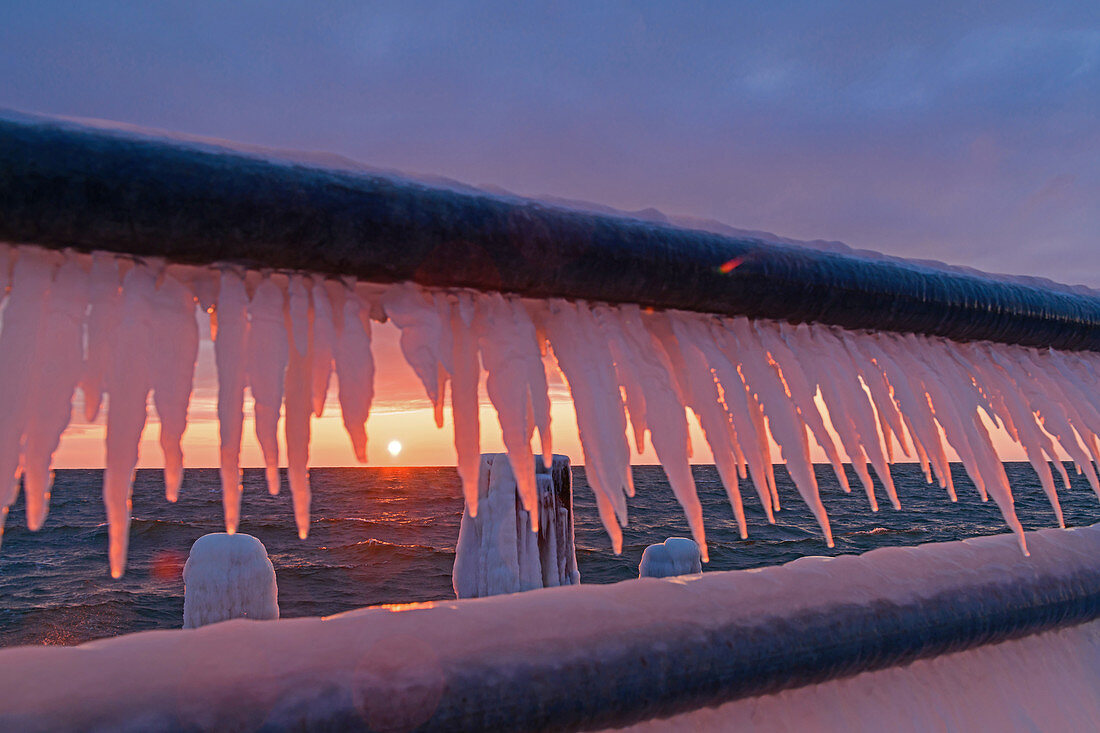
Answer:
xmin=1 ymin=244 xmax=1098 ymax=576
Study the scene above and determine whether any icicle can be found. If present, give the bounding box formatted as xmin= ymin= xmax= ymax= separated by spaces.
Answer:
xmin=1052 ymin=352 xmax=1100 ymax=482
xmin=214 ymin=271 xmax=249 ymax=533
xmin=815 ymin=328 xmax=899 ymax=509
xmin=288 ymin=276 xmax=310 ymax=357
xmin=449 ymin=293 xmax=482 ymax=517
xmin=284 ymin=275 xmax=312 ymax=538
xmin=890 ymin=335 xmax=988 ymax=500
xmin=959 ymin=342 xmax=1064 ymax=526
xmin=863 ymin=335 xmax=956 ymax=498
xmin=723 ymin=318 xmax=833 ymax=547
xmin=515 ymin=299 xmax=553 ymax=470
xmin=382 ymin=283 xmax=450 ymax=428
xmin=150 ymin=269 xmax=199 ymax=502
xmin=930 ymin=339 xmax=1028 ymax=553
xmin=753 ymin=391 xmax=781 ymax=513
xmin=1050 ymin=351 xmax=1100 ymax=443
xmin=886 ymin=335 xmax=1028 ymax=552
xmin=691 ymin=316 xmax=775 ymax=523
xmin=989 ymin=345 xmax=1100 ymax=496
xmin=608 ymin=328 xmax=649 ymax=456
xmin=310 ymin=280 xmax=336 ymax=417
xmin=103 ymin=265 xmax=157 ymax=578
xmin=331 ymin=283 xmax=374 ymax=462
xmin=919 ymin=336 xmax=1003 ymax=505
xmin=434 ymin=292 xmax=457 ymax=429
xmin=662 ymin=312 xmax=747 ymax=540
xmin=587 ymin=306 xmax=649 ymax=458
xmin=540 ymin=299 xmax=630 ymax=553
xmin=80 ymin=253 xmax=122 ymax=422
xmin=0 ymin=249 xmax=55 ymax=542
xmin=598 ymin=306 xmax=708 ymax=560
xmin=22 ymin=258 xmax=89 ymax=530
xmin=570 ymin=304 xmax=638 ymax=513
xmin=1018 ymin=348 xmax=1100 ymax=469
xmin=247 ymin=277 xmax=289 ymax=495
xmin=757 ymin=322 xmax=851 ymax=494
xmin=477 ymin=293 xmax=551 ymax=524
xmin=793 ymin=326 xmax=880 ymax=511
xmin=565 ymin=305 xmax=643 ymax=521
xmin=575 ymin=301 xmax=635 ymax=511
xmin=848 ymin=334 xmax=913 ymax=461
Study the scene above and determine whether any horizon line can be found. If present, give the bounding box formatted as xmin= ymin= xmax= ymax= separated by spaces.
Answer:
xmin=48 ymin=459 xmax=1051 ymax=471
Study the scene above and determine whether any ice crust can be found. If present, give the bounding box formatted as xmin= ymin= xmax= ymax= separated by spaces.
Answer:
xmin=639 ymin=537 xmax=703 ymax=578
xmin=453 ymin=453 xmax=579 ymax=598
xmin=182 ymin=532 xmax=278 ymax=629
xmin=0 ymin=243 xmax=1097 ymax=571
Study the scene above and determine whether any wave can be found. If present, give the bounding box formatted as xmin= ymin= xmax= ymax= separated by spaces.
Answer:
xmin=344 ymin=538 xmax=452 ymax=554
xmin=1 ymin=596 xmax=179 ymax=646
xmin=324 ymin=538 xmax=455 ymax=560
xmin=844 ymin=527 xmax=926 ymax=538
xmin=313 ymin=515 xmax=456 ymax=530
xmin=119 ymin=517 xmax=215 ymax=542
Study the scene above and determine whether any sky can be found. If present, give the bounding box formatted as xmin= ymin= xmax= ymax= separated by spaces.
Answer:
xmin=1 ymin=1 xmax=1097 ymax=467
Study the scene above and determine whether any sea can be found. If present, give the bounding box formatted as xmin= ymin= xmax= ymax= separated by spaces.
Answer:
xmin=1 ymin=462 xmax=1098 ymax=647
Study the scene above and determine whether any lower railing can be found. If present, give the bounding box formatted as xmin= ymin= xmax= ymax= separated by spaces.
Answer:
xmin=0 ymin=525 xmax=1098 ymax=731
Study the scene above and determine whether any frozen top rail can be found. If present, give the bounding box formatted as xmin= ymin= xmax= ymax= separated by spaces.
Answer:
xmin=1 ymin=110 xmax=1099 ymax=351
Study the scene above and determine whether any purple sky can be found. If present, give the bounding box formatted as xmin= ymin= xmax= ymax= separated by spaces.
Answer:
xmin=3 ymin=1 xmax=1098 ymax=286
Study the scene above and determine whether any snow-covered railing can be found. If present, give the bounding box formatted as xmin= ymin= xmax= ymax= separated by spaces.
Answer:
xmin=1 ymin=525 xmax=1098 ymax=731
xmin=2 ymin=110 xmax=1099 ymax=351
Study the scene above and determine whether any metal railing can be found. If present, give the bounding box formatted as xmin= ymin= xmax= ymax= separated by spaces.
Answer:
xmin=2 ymin=111 xmax=1099 ymax=350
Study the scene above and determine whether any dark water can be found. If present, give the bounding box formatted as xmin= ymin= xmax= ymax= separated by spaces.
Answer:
xmin=1 ymin=462 xmax=1098 ymax=647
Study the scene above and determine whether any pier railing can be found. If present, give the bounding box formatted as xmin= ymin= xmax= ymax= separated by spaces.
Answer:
xmin=0 ymin=525 xmax=1097 ymax=731
xmin=2 ymin=111 xmax=1100 ymax=351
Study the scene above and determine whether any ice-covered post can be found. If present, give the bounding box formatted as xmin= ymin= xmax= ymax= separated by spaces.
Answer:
xmin=452 ymin=454 xmax=580 ymax=598
xmin=182 ymin=533 xmax=279 ymax=629
xmin=639 ymin=537 xmax=703 ymax=579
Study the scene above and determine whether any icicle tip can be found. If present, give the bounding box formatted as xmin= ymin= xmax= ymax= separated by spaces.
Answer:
xmin=266 ymin=467 xmax=280 ymax=496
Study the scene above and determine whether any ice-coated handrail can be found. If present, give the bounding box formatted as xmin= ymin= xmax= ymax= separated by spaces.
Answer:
xmin=2 ymin=112 xmax=1100 ymax=351
xmin=0 ymin=525 xmax=1098 ymax=731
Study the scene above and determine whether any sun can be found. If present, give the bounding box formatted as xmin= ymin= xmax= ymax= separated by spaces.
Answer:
xmin=387 ymin=440 xmax=402 ymax=457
